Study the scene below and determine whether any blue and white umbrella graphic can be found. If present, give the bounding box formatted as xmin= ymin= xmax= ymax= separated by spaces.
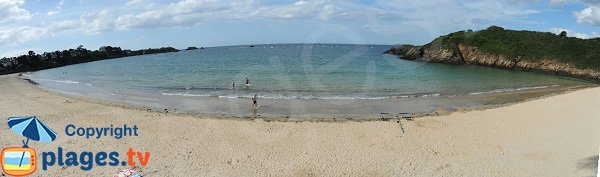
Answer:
xmin=7 ymin=116 xmax=57 ymax=167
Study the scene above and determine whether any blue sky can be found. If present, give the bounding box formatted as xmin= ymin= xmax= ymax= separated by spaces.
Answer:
xmin=1 ymin=0 xmax=600 ymax=57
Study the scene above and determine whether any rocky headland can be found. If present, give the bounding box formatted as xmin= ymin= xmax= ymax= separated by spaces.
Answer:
xmin=385 ymin=26 xmax=600 ymax=81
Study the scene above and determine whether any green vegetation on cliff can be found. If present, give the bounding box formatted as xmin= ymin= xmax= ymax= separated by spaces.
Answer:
xmin=428 ymin=26 xmax=600 ymax=70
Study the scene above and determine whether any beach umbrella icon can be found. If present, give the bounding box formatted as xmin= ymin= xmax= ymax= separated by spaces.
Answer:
xmin=7 ymin=116 xmax=57 ymax=167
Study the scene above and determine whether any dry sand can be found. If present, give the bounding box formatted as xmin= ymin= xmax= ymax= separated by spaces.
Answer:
xmin=0 ymin=74 xmax=599 ymax=177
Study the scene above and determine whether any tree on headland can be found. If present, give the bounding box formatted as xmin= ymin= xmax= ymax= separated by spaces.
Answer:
xmin=487 ymin=25 xmax=504 ymax=31
xmin=61 ymin=50 xmax=72 ymax=64
xmin=559 ymin=31 xmax=567 ymax=38
xmin=44 ymin=53 xmax=52 ymax=61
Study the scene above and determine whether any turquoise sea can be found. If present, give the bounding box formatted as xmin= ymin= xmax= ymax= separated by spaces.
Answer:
xmin=26 ymin=44 xmax=593 ymax=117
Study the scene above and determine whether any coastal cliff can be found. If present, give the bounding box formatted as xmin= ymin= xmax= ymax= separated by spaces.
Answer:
xmin=385 ymin=26 xmax=600 ymax=81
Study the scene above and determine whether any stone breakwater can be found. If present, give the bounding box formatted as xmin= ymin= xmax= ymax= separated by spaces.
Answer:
xmin=385 ymin=44 xmax=600 ymax=82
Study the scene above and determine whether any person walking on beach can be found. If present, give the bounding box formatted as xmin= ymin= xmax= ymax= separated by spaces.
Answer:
xmin=252 ymin=94 xmax=258 ymax=108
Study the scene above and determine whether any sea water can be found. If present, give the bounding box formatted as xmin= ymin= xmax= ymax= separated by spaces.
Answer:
xmin=26 ymin=44 xmax=593 ymax=118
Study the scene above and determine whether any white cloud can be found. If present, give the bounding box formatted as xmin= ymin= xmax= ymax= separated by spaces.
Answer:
xmin=0 ymin=0 xmax=550 ymax=47
xmin=47 ymin=10 xmax=60 ymax=16
xmin=549 ymin=0 xmax=571 ymax=5
xmin=252 ymin=1 xmax=364 ymax=20
xmin=574 ymin=4 xmax=600 ymax=26
xmin=0 ymin=20 xmax=80 ymax=46
xmin=552 ymin=0 xmax=600 ymax=26
xmin=360 ymin=0 xmax=541 ymax=37
xmin=114 ymin=0 xmax=367 ymax=30
xmin=126 ymin=0 xmax=144 ymax=5
xmin=53 ymin=20 xmax=81 ymax=31
xmin=110 ymin=0 xmax=542 ymax=34
xmin=81 ymin=10 xmax=116 ymax=34
xmin=115 ymin=0 xmax=234 ymax=29
xmin=47 ymin=0 xmax=66 ymax=16
xmin=0 ymin=0 xmax=32 ymax=22
xmin=252 ymin=0 xmax=323 ymax=19
xmin=549 ymin=27 xmax=600 ymax=38
xmin=0 ymin=26 xmax=47 ymax=46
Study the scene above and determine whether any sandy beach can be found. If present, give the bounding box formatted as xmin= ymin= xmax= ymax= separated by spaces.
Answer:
xmin=0 ymin=73 xmax=598 ymax=176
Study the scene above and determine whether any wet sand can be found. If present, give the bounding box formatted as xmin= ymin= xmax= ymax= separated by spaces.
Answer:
xmin=0 ymin=74 xmax=599 ymax=176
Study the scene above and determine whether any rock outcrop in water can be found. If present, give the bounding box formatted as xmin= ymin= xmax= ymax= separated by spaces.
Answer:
xmin=385 ymin=26 xmax=600 ymax=81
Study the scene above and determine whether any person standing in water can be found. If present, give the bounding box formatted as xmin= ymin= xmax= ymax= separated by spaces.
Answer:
xmin=252 ymin=94 xmax=258 ymax=108
xmin=232 ymin=81 xmax=235 ymax=89
xmin=245 ymin=78 xmax=250 ymax=85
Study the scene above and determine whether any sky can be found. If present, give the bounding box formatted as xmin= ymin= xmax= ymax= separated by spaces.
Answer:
xmin=1 ymin=0 xmax=600 ymax=57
